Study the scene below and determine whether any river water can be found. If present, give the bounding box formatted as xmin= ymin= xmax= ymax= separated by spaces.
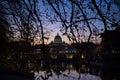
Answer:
xmin=31 ymin=60 xmax=103 ymax=80
xmin=34 ymin=70 xmax=101 ymax=80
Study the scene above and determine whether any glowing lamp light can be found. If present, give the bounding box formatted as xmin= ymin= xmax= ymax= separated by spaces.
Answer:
xmin=67 ymin=54 xmax=73 ymax=59
xmin=81 ymin=54 xmax=85 ymax=59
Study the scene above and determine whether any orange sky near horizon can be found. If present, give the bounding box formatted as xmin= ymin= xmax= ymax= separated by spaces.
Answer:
xmin=33 ymin=23 xmax=71 ymax=45
xmin=45 ymin=23 xmax=101 ymax=44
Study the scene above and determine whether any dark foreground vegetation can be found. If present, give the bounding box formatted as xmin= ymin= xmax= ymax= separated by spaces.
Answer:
xmin=0 ymin=0 xmax=120 ymax=80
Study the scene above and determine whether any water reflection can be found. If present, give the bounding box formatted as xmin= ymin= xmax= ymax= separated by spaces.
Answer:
xmin=32 ymin=60 xmax=102 ymax=80
xmin=34 ymin=70 xmax=101 ymax=80
xmin=1 ymin=53 xmax=119 ymax=80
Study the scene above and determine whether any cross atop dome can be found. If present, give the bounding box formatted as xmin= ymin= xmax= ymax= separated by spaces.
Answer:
xmin=57 ymin=33 xmax=59 ymax=35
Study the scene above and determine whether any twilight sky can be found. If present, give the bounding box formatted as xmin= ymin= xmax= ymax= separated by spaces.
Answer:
xmin=41 ymin=0 xmax=120 ymax=44
xmin=2 ymin=0 xmax=119 ymax=44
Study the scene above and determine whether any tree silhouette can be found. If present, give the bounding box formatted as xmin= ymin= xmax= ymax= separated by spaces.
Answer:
xmin=0 ymin=0 xmax=52 ymax=53
xmin=45 ymin=0 xmax=120 ymax=43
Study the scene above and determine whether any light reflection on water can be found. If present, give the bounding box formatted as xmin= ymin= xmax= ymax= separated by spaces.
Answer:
xmin=32 ymin=60 xmax=102 ymax=80
xmin=34 ymin=70 xmax=101 ymax=80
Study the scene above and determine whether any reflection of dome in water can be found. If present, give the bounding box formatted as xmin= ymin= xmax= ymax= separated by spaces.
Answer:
xmin=54 ymin=33 xmax=62 ymax=43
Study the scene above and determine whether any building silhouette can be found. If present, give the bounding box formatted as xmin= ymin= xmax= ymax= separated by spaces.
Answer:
xmin=48 ymin=33 xmax=78 ymax=59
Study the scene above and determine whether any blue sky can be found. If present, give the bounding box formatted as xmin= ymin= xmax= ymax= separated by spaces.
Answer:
xmin=4 ymin=0 xmax=119 ymax=44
